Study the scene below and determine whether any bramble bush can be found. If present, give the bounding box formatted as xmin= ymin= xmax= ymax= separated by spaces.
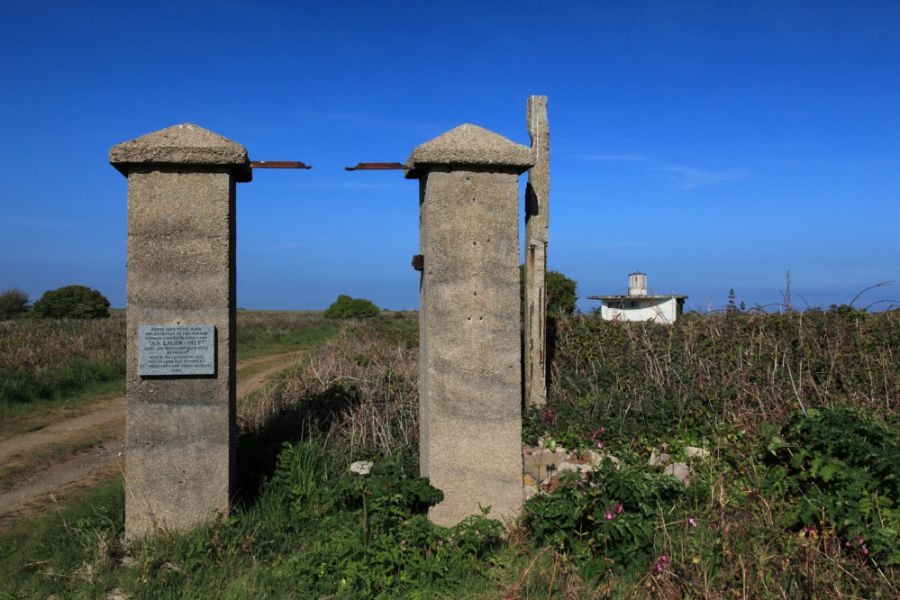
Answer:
xmin=543 ymin=310 xmax=899 ymax=445
xmin=762 ymin=407 xmax=900 ymax=565
xmin=522 ymin=457 xmax=687 ymax=581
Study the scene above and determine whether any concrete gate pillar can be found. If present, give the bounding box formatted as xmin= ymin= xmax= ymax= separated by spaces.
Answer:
xmin=524 ymin=96 xmax=550 ymax=407
xmin=406 ymin=124 xmax=533 ymax=526
xmin=109 ymin=123 xmax=251 ymax=538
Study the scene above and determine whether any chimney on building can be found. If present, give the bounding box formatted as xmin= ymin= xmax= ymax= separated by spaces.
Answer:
xmin=628 ymin=272 xmax=648 ymax=297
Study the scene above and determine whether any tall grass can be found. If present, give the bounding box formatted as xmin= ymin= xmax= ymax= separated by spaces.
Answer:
xmin=0 ymin=317 xmax=125 ymax=412
xmin=240 ymin=314 xmax=419 ymax=454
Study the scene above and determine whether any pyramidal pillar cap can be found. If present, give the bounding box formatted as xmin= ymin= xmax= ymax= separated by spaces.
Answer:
xmin=405 ymin=123 xmax=533 ymax=179
xmin=109 ymin=123 xmax=252 ymax=182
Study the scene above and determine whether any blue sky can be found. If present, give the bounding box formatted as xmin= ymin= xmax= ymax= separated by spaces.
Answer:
xmin=1 ymin=1 xmax=898 ymax=312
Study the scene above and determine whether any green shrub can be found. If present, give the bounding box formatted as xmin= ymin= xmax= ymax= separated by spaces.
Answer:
xmin=522 ymin=458 xmax=685 ymax=580
xmin=32 ymin=285 xmax=110 ymax=319
xmin=547 ymin=270 xmax=577 ymax=316
xmin=762 ymin=407 xmax=900 ymax=565
xmin=324 ymin=294 xmax=380 ymax=320
xmin=520 ymin=267 xmax=578 ymax=318
xmin=0 ymin=288 xmax=29 ymax=319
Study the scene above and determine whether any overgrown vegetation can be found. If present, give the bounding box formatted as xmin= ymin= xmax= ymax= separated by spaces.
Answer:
xmin=2 ymin=309 xmax=898 ymax=597
xmin=31 ymin=285 xmax=111 ymax=319
xmin=535 ymin=308 xmax=899 ymax=447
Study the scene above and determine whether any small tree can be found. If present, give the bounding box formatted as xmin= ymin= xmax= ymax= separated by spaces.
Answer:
xmin=726 ymin=288 xmax=737 ymax=315
xmin=324 ymin=294 xmax=380 ymax=319
xmin=519 ymin=266 xmax=578 ymax=318
xmin=547 ymin=271 xmax=577 ymax=317
xmin=0 ymin=288 xmax=29 ymax=319
xmin=32 ymin=285 xmax=110 ymax=319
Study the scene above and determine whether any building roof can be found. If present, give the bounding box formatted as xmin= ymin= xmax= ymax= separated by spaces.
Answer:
xmin=588 ymin=295 xmax=688 ymax=301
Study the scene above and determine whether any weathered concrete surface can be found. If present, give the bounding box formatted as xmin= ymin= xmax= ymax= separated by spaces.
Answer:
xmin=110 ymin=123 xmax=252 ymax=182
xmin=110 ymin=124 xmax=246 ymax=538
xmin=407 ymin=124 xmax=533 ymax=175
xmin=408 ymin=124 xmax=532 ymax=527
xmin=524 ymin=96 xmax=549 ymax=407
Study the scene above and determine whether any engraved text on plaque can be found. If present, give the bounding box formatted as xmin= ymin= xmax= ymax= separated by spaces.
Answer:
xmin=138 ymin=325 xmax=216 ymax=376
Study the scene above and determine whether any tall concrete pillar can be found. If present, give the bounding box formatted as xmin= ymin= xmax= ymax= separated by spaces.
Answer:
xmin=524 ymin=96 xmax=549 ymax=408
xmin=407 ymin=124 xmax=533 ymax=526
xmin=109 ymin=123 xmax=251 ymax=538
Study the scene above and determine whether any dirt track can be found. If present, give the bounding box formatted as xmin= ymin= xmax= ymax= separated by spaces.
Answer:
xmin=0 ymin=352 xmax=303 ymax=530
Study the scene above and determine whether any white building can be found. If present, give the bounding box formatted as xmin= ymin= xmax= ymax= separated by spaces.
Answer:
xmin=589 ymin=273 xmax=687 ymax=324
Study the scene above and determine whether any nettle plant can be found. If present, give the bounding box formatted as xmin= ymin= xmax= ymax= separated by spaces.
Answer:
xmin=762 ymin=407 xmax=900 ymax=566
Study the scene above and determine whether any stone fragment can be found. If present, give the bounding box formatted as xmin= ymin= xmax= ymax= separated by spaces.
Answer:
xmin=557 ymin=462 xmax=585 ymax=475
xmin=523 ymin=446 xmax=569 ymax=481
xmin=684 ymin=446 xmax=709 ymax=459
xmin=649 ymin=451 xmax=672 ymax=467
xmin=664 ymin=462 xmax=693 ymax=486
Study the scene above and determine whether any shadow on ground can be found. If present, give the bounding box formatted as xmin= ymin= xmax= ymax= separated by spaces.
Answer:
xmin=234 ymin=384 xmax=360 ymax=505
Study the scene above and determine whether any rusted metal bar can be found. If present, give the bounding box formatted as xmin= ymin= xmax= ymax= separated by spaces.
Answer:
xmin=250 ymin=161 xmax=312 ymax=169
xmin=345 ymin=162 xmax=408 ymax=171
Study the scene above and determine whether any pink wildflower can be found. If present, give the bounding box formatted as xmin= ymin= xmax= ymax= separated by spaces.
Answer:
xmin=596 ymin=440 xmax=603 ymax=449
xmin=605 ymin=512 xmax=614 ymax=520
xmin=688 ymin=516 xmax=697 ymax=528
xmin=541 ymin=408 xmax=555 ymax=425
xmin=653 ymin=554 xmax=670 ymax=573
xmin=616 ymin=503 xmax=624 ymax=514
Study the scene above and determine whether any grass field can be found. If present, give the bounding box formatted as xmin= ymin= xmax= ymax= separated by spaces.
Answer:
xmin=1 ymin=309 xmax=897 ymax=598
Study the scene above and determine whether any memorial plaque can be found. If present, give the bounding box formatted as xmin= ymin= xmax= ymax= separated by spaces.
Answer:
xmin=138 ymin=325 xmax=216 ymax=376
